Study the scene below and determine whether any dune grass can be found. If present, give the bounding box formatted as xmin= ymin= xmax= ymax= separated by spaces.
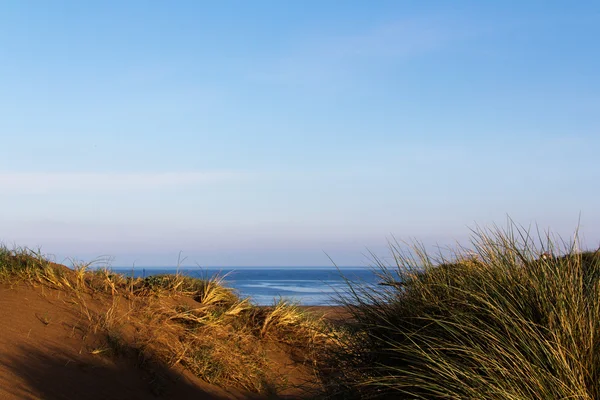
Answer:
xmin=4 ymin=223 xmax=600 ymax=399
xmin=326 ymin=225 xmax=600 ymax=399
xmin=0 ymin=246 xmax=337 ymax=395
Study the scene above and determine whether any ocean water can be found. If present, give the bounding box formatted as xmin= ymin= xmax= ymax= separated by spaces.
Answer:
xmin=107 ymin=267 xmax=380 ymax=306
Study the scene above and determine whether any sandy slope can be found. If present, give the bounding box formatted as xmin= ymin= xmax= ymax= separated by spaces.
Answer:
xmin=0 ymin=281 xmax=346 ymax=400
xmin=0 ymin=283 xmax=246 ymax=400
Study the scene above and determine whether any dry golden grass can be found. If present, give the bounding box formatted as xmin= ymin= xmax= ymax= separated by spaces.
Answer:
xmin=7 ymin=224 xmax=599 ymax=399
xmin=0 ymin=246 xmax=338 ymax=395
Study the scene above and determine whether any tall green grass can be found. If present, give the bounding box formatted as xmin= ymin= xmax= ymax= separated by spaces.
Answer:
xmin=329 ymin=225 xmax=600 ymax=399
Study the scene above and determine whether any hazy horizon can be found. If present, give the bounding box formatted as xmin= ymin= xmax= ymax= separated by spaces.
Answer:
xmin=1 ymin=1 xmax=599 ymax=266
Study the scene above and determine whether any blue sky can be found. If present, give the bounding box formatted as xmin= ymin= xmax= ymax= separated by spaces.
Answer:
xmin=1 ymin=1 xmax=598 ymax=266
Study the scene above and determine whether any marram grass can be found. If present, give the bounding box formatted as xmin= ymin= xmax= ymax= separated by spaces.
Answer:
xmin=328 ymin=225 xmax=600 ymax=399
xmin=0 ymin=246 xmax=336 ymax=395
xmin=3 ymin=224 xmax=600 ymax=399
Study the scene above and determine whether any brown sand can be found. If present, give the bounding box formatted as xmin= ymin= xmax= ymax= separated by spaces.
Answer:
xmin=302 ymin=306 xmax=352 ymax=324
xmin=0 ymin=283 xmax=249 ymax=400
xmin=0 ymin=281 xmax=348 ymax=400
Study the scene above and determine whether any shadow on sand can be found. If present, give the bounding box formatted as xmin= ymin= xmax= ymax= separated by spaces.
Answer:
xmin=0 ymin=343 xmax=233 ymax=400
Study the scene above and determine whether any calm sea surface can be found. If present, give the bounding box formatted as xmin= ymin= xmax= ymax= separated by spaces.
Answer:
xmin=107 ymin=267 xmax=380 ymax=306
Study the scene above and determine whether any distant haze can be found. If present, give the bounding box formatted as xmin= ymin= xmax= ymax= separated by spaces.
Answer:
xmin=1 ymin=2 xmax=599 ymax=266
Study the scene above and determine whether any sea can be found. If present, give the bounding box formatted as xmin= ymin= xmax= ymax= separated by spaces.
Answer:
xmin=106 ymin=266 xmax=380 ymax=306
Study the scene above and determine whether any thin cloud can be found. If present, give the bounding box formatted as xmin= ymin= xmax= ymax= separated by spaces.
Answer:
xmin=255 ymin=15 xmax=475 ymax=84
xmin=0 ymin=171 xmax=245 ymax=194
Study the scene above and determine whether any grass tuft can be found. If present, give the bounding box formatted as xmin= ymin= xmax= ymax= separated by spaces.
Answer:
xmin=326 ymin=224 xmax=600 ymax=399
xmin=0 ymin=244 xmax=335 ymax=395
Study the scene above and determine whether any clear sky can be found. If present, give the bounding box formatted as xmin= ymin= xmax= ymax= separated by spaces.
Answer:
xmin=1 ymin=1 xmax=598 ymax=266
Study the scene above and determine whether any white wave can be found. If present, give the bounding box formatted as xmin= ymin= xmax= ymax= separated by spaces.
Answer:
xmin=250 ymin=294 xmax=336 ymax=306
